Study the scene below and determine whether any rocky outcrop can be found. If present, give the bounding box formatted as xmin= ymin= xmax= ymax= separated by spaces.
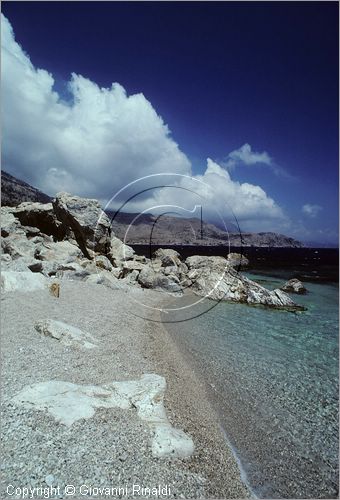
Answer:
xmin=34 ymin=240 xmax=82 ymax=276
xmin=153 ymin=248 xmax=182 ymax=267
xmin=1 ymin=208 xmax=22 ymax=237
xmin=226 ymin=252 xmax=249 ymax=269
xmin=1 ymin=271 xmax=47 ymax=293
xmin=138 ymin=267 xmax=183 ymax=295
xmin=13 ymin=374 xmax=194 ymax=459
xmin=12 ymin=202 xmax=66 ymax=241
xmin=35 ymin=319 xmax=97 ymax=349
xmin=1 ymin=192 xmax=305 ymax=310
xmin=52 ymin=192 xmax=112 ymax=258
xmin=109 ymin=236 xmax=135 ymax=262
xmin=280 ymin=278 xmax=307 ymax=295
xmin=186 ymin=255 xmax=305 ymax=311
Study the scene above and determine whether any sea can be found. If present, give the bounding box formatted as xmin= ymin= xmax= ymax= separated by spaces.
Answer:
xmin=133 ymin=245 xmax=339 ymax=498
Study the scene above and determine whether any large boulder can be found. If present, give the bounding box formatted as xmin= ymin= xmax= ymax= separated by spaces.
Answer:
xmin=138 ymin=266 xmax=183 ymax=295
xmin=109 ymin=236 xmax=135 ymax=262
xmin=1 ymin=271 xmax=47 ymax=293
xmin=11 ymin=202 xmax=66 ymax=241
xmin=186 ymin=255 xmax=227 ymax=273
xmin=226 ymin=252 xmax=249 ymax=269
xmin=86 ymin=271 xmax=122 ymax=289
xmin=280 ymin=278 xmax=307 ymax=295
xmin=1 ymin=230 xmax=42 ymax=261
xmin=1 ymin=207 xmax=22 ymax=237
xmin=52 ymin=193 xmax=112 ymax=258
xmin=34 ymin=240 xmax=82 ymax=264
xmin=1 ymin=256 xmax=40 ymax=273
xmin=33 ymin=240 xmax=83 ymax=276
xmin=153 ymin=248 xmax=182 ymax=267
xmin=186 ymin=255 xmax=305 ymax=311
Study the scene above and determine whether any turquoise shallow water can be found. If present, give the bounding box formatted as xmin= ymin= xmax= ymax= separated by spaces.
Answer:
xmin=163 ymin=274 xmax=339 ymax=498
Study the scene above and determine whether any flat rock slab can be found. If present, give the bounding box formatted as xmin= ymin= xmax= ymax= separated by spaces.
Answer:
xmin=13 ymin=374 xmax=194 ymax=459
xmin=1 ymin=271 xmax=47 ymax=293
xmin=34 ymin=319 xmax=97 ymax=349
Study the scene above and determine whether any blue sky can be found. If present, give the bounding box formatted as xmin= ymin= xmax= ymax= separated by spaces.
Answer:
xmin=1 ymin=2 xmax=339 ymax=244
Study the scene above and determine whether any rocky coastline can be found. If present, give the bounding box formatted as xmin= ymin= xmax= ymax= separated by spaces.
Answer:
xmin=1 ymin=191 xmax=306 ymax=498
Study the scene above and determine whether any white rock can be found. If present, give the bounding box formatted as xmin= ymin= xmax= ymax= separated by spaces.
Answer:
xmin=110 ymin=236 xmax=135 ymax=262
xmin=152 ymin=426 xmax=195 ymax=459
xmin=1 ymin=208 xmax=21 ymax=237
xmin=1 ymin=257 xmax=31 ymax=272
xmin=45 ymin=475 xmax=55 ymax=487
xmin=226 ymin=252 xmax=249 ymax=269
xmin=13 ymin=374 xmax=194 ymax=460
xmin=138 ymin=267 xmax=183 ymax=295
xmin=85 ymin=271 xmax=122 ymax=289
xmin=186 ymin=255 xmax=305 ymax=310
xmin=93 ymin=255 xmax=113 ymax=271
xmin=35 ymin=240 xmax=82 ymax=263
xmin=34 ymin=319 xmax=97 ymax=349
xmin=153 ymin=248 xmax=182 ymax=267
xmin=280 ymin=278 xmax=307 ymax=295
xmin=1 ymin=271 xmax=47 ymax=293
xmin=52 ymin=192 xmax=112 ymax=257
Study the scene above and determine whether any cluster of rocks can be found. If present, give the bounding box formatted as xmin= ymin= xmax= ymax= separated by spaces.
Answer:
xmin=1 ymin=192 xmax=305 ymax=311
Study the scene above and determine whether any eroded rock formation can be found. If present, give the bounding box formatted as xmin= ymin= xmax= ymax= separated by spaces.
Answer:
xmin=1 ymin=193 xmax=305 ymax=310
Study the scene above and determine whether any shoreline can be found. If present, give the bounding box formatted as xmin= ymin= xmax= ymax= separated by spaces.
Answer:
xmin=145 ymin=294 xmax=250 ymax=499
xmin=2 ymin=281 xmax=247 ymax=499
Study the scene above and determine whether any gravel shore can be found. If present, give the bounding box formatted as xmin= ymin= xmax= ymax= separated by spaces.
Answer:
xmin=1 ymin=280 xmax=249 ymax=499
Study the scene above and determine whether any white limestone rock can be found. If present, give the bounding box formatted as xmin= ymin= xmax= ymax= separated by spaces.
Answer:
xmin=152 ymin=426 xmax=195 ymax=459
xmin=52 ymin=192 xmax=112 ymax=258
xmin=153 ymin=248 xmax=182 ymax=267
xmin=109 ymin=236 xmax=135 ymax=262
xmin=226 ymin=252 xmax=249 ymax=269
xmin=94 ymin=255 xmax=113 ymax=271
xmin=1 ymin=271 xmax=47 ymax=293
xmin=34 ymin=319 xmax=97 ymax=349
xmin=13 ymin=374 xmax=194 ymax=460
xmin=186 ymin=255 xmax=305 ymax=311
xmin=1 ymin=207 xmax=22 ymax=237
xmin=34 ymin=240 xmax=82 ymax=263
xmin=280 ymin=278 xmax=307 ymax=295
xmin=138 ymin=267 xmax=183 ymax=295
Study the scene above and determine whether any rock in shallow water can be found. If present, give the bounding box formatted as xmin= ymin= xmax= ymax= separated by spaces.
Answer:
xmin=186 ymin=255 xmax=305 ymax=311
xmin=280 ymin=278 xmax=307 ymax=295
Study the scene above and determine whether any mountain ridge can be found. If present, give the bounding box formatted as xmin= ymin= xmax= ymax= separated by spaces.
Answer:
xmin=1 ymin=171 xmax=304 ymax=248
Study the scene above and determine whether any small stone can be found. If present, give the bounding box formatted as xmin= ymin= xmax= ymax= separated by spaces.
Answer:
xmin=45 ymin=474 xmax=55 ymax=486
xmin=119 ymin=452 xmax=128 ymax=462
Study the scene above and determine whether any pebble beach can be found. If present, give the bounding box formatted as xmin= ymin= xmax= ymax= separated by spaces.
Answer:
xmin=1 ymin=280 xmax=249 ymax=499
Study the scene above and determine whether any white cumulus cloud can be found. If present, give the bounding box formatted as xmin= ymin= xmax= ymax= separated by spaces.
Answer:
xmin=302 ymin=204 xmax=323 ymax=218
xmin=115 ymin=159 xmax=287 ymax=232
xmin=1 ymin=13 xmax=191 ymax=198
xmin=1 ymin=14 xmax=288 ymax=233
xmin=225 ymin=143 xmax=272 ymax=169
